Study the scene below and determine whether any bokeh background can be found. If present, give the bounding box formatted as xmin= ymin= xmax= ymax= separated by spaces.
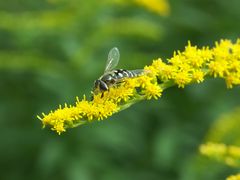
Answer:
xmin=1 ymin=0 xmax=240 ymax=179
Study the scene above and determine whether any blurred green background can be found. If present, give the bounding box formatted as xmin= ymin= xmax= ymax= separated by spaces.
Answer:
xmin=1 ymin=0 xmax=240 ymax=179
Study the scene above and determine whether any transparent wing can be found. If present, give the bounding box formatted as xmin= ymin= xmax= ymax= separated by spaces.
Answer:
xmin=129 ymin=69 xmax=147 ymax=76
xmin=104 ymin=47 xmax=120 ymax=72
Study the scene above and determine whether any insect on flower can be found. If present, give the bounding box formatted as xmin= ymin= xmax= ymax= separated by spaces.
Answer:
xmin=93 ymin=47 xmax=145 ymax=96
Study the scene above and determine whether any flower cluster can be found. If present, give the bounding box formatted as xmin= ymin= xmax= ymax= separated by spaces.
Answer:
xmin=200 ymin=142 xmax=240 ymax=167
xmin=38 ymin=72 xmax=162 ymax=134
xmin=38 ymin=39 xmax=240 ymax=134
xmin=114 ymin=0 xmax=170 ymax=16
xmin=146 ymin=39 xmax=240 ymax=88
xmin=227 ymin=174 xmax=240 ymax=180
xmin=134 ymin=0 xmax=170 ymax=16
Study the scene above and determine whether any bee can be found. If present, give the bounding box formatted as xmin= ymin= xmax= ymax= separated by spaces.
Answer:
xmin=93 ymin=47 xmax=145 ymax=96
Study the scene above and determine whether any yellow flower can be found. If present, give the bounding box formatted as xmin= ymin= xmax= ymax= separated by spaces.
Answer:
xmin=183 ymin=42 xmax=205 ymax=67
xmin=213 ymin=39 xmax=234 ymax=61
xmin=199 ymin=46 xmax=214 ymax=62
xmin=208 ymin=60 xmax=228 ymax=78
xmin=38 ymin=38 xmax=240 ymax=134
xmin=200 ymin=142 xmax=240 ymax=167
xmin=168 ymin=52 xmax=184 ymax=67
xmin=192 ymin=70 xmax=205 ymax=83
xmin=227 ymin=174 xmax=240 ymax=180
xmin=229 ymin=146 xmax=240 ymax=158
xmin=174 ymin=71 xmax=192 ymax=88
xmin=225 ymin=73 xmax=240 ymax=89
xmin=51 ymin=121 xmax=65 ymax=135
xmin=134 ymin=0 xmax=170 ymax=16
xmin=143 ymin=82 xmax=163 ymax=99
xmin=200 ymin=142 xmax=227 ymax=157
xmin=105 ymin=85 xmax=134 ymax=102
xmin=38 ymin=73 xmax=163 ymax=134
xmin=155 ymin=61 xmax=176 ymax=81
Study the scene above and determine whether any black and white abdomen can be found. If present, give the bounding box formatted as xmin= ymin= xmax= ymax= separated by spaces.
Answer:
xmin=113 ymin=69 xmax=139 ymax=78
xmin=101 ymin=69 xmax=140 ymax=83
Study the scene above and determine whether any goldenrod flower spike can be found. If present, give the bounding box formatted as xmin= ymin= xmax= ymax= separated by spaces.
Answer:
xmin=201 ymin=143 xmax=240 ymax=180
xmin=38 ymin=39 xmax=240 ymax=134
xmin=227 ymin=174 xmax=240 ymax=180
xmin=134 ymin=0 xmax=170 ymax=16
xmin=115 ymin=0 xmax=170 ymax=16
xmin=200 ymin=142 xmax=240 ymax=167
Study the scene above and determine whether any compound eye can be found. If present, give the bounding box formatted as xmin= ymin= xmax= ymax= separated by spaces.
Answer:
xmin=94 ymin=80 xmax=100 ymax=88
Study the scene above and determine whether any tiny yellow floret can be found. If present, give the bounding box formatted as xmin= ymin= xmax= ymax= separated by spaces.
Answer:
xmin=174 ymin=71 xmax=192 ymax=88
xmin=192 ymin=70 xmax=205 ymax=83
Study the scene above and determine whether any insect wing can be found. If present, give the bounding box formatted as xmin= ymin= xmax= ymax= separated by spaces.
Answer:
xmin=129 ymin=69 xmax=146 ymax=76
xmin=104 ymin=47 xmax=120 ymax=73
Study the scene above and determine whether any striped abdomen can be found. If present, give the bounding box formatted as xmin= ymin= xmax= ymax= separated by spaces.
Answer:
xmin=100 ymin=69 xmax=141 ymax=83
